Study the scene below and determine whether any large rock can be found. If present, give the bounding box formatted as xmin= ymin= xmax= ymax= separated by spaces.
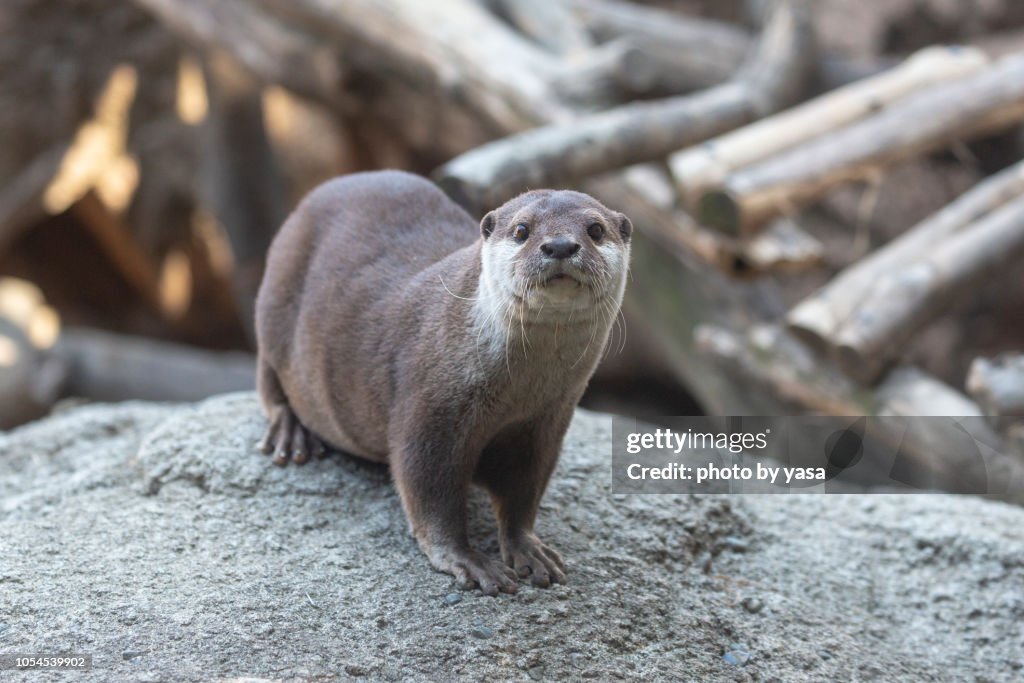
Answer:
xmin=0 ymin=393 xmax=1022 ymax=681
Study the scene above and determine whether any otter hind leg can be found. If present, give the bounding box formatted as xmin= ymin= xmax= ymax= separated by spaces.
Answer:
xmin=257 ymin=359 xmax=327 ymax=466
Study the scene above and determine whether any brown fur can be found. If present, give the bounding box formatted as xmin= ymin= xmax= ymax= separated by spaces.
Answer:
xmin=255 ymin=170 xmax=631 ymax=595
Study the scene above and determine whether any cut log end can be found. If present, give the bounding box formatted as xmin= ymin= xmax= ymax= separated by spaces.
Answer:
xmin=967 ymin=354 xmax=1024 ymax=430
xmin=786 ymin=314 xmax=832 ymax=356
xmin=836 ymin=342 xmax=881 ymax=386
xmin=435 ymin=174 xmax=484 ymax=216
xmin=698 ymin=190 xmax=742 ymax=236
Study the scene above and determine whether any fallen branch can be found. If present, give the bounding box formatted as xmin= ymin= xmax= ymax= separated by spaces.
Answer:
xmin=260 ymin=0 xmax=571 ymax=128
xmin=55 ymin=327 xmax=255 ymax=403
xmin=0 ymin=146 xmax=66 ymax=255
xmin=814 ymin=54 xmax=900 ymax=95
xmin=495 ymin=0 xmax=593 ymax=58
xmin=551 ymin=38 xmax=661 ymax=109
xmin=738 ymin=218 xmax=824 ymax=274
xmin=787 ymin=159 xmax=1024 ymax=383
xmin=435 ymin=0 xmax=814 ymax=213
xmin=132 ymin=0 xmax=346 ymax=107
xmin=567 ymin=0 xmax=749 ymax=93
xmin=835 ymin=195 xmax=1024 ymax=384
xmin=670 ymin=46 xmax=988 ymax=210
xmin=136 ymin=0 xmax=573 ymax=132
xmin=619 ymin=165 xmax=823 ymax=277
xmin=839 ymin=194 xmax=1024 ymax=383
xmin=436 ymin=83 xmax=753 ymax=212
xmin=571 ymin=0 xmax=893 ymax=97
xmin=70 ymin=191 xmax=164 ymax=314
xmin=697 ymin=52 xmax=1024 ymax=236
xmin=696 ymin=324 xmax=1024 ymax=501
xmin=695 ymin=323 xmax=864 ymax=416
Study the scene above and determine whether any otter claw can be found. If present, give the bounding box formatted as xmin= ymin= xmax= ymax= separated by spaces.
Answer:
xmin=260 ymin=406 xmax=325 ymax=467
xmin=440 ymin=549 xmax=519 ymax=596
xmin=503 ymin=535 xmax=566 ymax=587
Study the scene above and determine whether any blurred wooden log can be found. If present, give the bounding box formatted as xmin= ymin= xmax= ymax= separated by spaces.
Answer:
xmin=619 ymin=164 xmax=823 ymax=277
xmin=583 ymin=171 xmax=1023 ymax=499
xmin=495 ymin=0 xmax=593 ymax=57
xmin=739 ymin=218 xmax=824 ymax=274
xmin=437 ymin=84 xmax=753 ymax=211
xmin=830 ymin=195 xmax=1024 ymax=384
xmin=0 ymin=276 xmax=254 ymax=427
xmin=135 ymin=0 xmax=570 ymax=130
xmin=551 ymin=38 xmax=661 ymax=109
xmin=696 ymin=324 xmax=1024 ymax=500
xmin=698 ymin=53 xmax=1024 ymax=236
xmin=500 ymin=1 xmax=673 ymax=109
xmin=201 ymin=51 xmax=288 ymax=346
xmin=0 ymin=319 xmax=65 ymax=430
xmin=735 ymin=0 xmax=813 ymax=119
xmin=571 ymin=0 xmax=893 ymax=97
xmin=1 ymin=63 xmax=138 ymax=255
xmin=260 ymin=0 xmax=570 ymax=128
xmin=1010 ymin=424 xmax=1024 ymax=461
xmin=695 ymin=324 xmax=863 ymax=415
xmin=55 ymin=327 xmax=255 ymax=403
xmin=670 ymin=46 xmax=988 ymax=210
xmin=674 ymin=212 xmax=824 ymax=277
xmin=568 ymin=0 xmax=748 ymax=92
xmin=436 ymin=0 xmax=814 ymax=213
xmin=0 ymin=288 xmax=64 ymax=430
xmin=788 ymin=160 xmax=1024 ymax=384
xmin=133 ymin=0 xmax=497 ymax=161
xmin=814 ymin=54 xmax=900 ymax=95
xmin=0 ymin=146 xmax=66 ymax=255
xmin=70 ymin=191 xmax=164 ymax=314
xmin=873 ymin=367 xmax=1023 ymax=497
xmin=131 ymin=0 xmax=345 ymax=107
xmin=967 ymin=354 xmax=1024 ymax=430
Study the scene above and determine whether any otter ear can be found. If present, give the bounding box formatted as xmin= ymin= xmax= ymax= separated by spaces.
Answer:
xmin=480 ymin=211 xmax=496 ymax=239
xmin=618 ymin=213 xmax=633 ymax=242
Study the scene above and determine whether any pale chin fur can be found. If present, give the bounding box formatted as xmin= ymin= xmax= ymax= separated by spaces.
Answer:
xmin=477 ymin=239 xmax=628 ymax=327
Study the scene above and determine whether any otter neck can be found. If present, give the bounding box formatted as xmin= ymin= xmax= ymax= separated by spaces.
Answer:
xmin=468 ymin=250 xmax=616 ymax=369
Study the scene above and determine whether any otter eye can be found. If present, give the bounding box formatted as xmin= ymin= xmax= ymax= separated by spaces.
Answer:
xmin=587 ymin=222 xmax=604 ymax=241
xmin=513 ymin=223 xmax=530 ymax=242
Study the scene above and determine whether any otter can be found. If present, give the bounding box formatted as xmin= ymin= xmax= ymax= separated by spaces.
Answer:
xmin=255 ymin=170 xmax=631 ymax=595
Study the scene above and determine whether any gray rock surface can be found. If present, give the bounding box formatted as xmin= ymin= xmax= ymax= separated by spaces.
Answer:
xmin=1 ymin=392 xmax=1022 ymax=681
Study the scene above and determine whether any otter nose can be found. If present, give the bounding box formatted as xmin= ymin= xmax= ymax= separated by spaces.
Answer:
xmin=540 ymin=236 xmax=580 ymax=260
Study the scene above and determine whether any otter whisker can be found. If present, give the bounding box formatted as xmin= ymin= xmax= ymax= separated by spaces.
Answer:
xmin=597 ymin=297 xmax=616 ymax=361
xmin=615 ymin=305 xmax=628 ymax=356
xmin=503 ymin=293 xmax=516 ymax=380
xmin=518 ymin=284 xmax=531 ymax=358
xmin=439 ymin=274 xmax=476 ymax=301
xmin=570 ymin=301 xmax=605 ymax=370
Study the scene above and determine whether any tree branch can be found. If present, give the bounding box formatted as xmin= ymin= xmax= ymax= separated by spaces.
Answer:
xmin=435 ymin=0 xmax=814 ymax=213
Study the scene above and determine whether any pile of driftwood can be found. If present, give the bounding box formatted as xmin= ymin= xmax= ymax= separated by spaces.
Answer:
xmin=1 ymin=0 xmax=1023 ymax=496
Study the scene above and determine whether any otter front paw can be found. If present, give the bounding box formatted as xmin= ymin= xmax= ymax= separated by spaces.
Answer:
xmin=432 ymin=547 xmax=519 ymax=597
xmin=501 ymin=534 xmax=566 ymax=588
xmin=259 ymin=405 xmax=327 ymax=466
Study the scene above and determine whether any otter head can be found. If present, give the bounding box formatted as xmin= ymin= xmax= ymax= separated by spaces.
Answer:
xmin=479 ymin=190 xmax=632 ymax=320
